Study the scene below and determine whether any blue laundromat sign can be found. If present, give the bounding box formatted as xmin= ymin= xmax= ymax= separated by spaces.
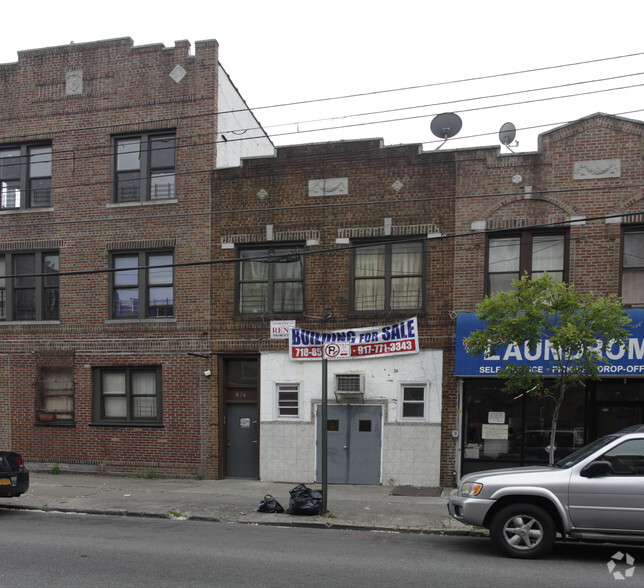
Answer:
xmin=455 ymin=309 xmax=644 ymax=377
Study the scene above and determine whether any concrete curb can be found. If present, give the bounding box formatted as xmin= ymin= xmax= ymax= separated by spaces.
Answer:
xmin=0 ymin=502 xmax=487 ymax=537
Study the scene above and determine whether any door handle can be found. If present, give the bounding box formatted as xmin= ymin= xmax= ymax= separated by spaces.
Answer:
xmin=343 ymin=445 xmax=348 ymax=449
xmin=227 ymin=439 xmax=231 ymax=448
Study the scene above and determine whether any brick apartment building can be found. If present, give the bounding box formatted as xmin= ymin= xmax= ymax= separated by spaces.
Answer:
xmin=3 ymin=39 xmax=642 ymax=489
xmin=0 ymin=37 xmax=272 ymax=478
xmin=453 ymin=113 xmax=644 ymax=478
xmin=210 ymin=139 xmax=458 ymax=487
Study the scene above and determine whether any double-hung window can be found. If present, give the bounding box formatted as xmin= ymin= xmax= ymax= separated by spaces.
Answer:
xmin=0 ymin=251 xmax=59 ymax=321
xmin=1 ymin=144 xmax=52 ymax=209
xmin=111 ymin=251 xmax=174 ymax=319
xmin=351 ymin=240 xmax=424 ymax=313
xmin=93 ymin=367 xmax=161 ymax=425
xmin=487 ymin=231 xmax=567 ymax=295
xmin=237 ymin=246 xmax=304 ymax=315
xmin=277 ymin=383 xmax=300 ymax=418
xmin=622 ymin=228 xmax=644 ymax=306
xmin=113 ymin=132 xmax=176 ymax=202
xmin=400 ymin=384 xmax=427 ymax=420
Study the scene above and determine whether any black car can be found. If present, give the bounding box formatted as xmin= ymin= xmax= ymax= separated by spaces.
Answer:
xmin=0 ymin=452 xmax=29 ymax=497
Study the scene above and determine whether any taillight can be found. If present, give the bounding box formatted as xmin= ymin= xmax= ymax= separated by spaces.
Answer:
xmin=16 ymin=454 xmax=25 ymax=469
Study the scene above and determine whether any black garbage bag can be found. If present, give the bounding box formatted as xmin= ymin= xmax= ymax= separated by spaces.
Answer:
xmin=257 ymin=494 xmax=284 ymax=513
xmin=285 ymin=484 xmax=323 ymax=516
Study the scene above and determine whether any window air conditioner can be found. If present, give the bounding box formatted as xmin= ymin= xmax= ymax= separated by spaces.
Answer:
xmin=334 ymin=373 xmax=365 ymax=403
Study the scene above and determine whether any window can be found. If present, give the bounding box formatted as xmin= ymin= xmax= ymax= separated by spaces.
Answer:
xmin=111 ymin=251 xmax=173 ymax=319
xmin=38 ymin=367 xmax=74 ymax=423
xmin=487 ymin=232 xmax=567 ymax=295
xmin=622 ymin=228 xmax=644 ymax=306
xmin=601 ymin=440 xmax=644 ymax=476
xmin=351 ymin=240 xmax=424 ymax=312
xmin=237 ymin=247 xmax=304 ymax=315
xmin=277 ymin=383 xmax=299 ymax=418
xmin=93 ymin=367 xmax=161 ymax=425
xmin=0 ymin=144 xmax=52 ymax=209
xmin=401 ymin=384 xmax=426 ymax=419
xmin=0 ymin=251 xmax=59 ymax=321
xmin=113 ymin=132 xmax=176 ymax=202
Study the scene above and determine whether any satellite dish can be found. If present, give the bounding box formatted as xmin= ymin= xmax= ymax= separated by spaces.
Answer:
xmin=430 ymin=113 xmax=462 ymax=149
xmin=499 ymin=122 xmax=517 ymax=152
xmin=499 ymin=122 xmax=516 ymax=145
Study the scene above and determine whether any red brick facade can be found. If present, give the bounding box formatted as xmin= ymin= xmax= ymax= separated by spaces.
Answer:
xmin=0 ymin=38 xmax=221 ymax=477
xmin=454 ymin=114 xmax=644 ymax=310
xmin=3 ymin=36 xmax=639 ymax=486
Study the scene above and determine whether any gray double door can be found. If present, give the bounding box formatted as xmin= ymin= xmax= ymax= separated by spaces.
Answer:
xmin=316 ymin=404 xmax=382 ymax=485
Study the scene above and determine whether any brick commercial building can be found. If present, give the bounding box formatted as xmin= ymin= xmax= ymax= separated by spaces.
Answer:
xmin=0 ymin=37 xmax=272 ymax=477
xmin=210 ymin=140 xmax=458 ymax=486
xmin=454 ymin=113 xmax=644 ymax=478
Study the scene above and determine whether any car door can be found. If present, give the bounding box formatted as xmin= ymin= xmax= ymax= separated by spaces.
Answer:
xmin=569 ymin=438 xmax=644 ymax=532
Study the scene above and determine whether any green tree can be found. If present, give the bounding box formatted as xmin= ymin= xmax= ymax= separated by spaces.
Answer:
xmin=464 ymin=274 xmax=631 ymax=465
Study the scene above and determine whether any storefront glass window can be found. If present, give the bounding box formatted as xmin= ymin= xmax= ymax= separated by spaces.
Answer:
xmin=462 ymin=380 xmax=585 ymax=475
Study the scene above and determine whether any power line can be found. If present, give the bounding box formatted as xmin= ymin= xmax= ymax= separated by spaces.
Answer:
xmin=3 ymin=50 xmax=644 ymax=153
xmin=246 ymin=51 xmax=644 ymax=112
xmin=3 ymin=209 xmax=639 ymax=281
xmin=1 ymin=175 xmax=643 ymax=232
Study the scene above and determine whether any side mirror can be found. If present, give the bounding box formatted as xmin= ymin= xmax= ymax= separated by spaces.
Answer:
xmin=580 ymin=460 xmax=612 ymax=478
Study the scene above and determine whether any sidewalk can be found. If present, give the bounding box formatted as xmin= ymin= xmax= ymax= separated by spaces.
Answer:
xmin=0 ymin=473 xmax=478 ymax=535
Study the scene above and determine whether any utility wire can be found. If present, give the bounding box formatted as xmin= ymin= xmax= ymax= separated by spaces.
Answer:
xmin=3 ymin=209 xmax=639 ymax=280
xmin=4 ymin=50 xmax=644 ymax=150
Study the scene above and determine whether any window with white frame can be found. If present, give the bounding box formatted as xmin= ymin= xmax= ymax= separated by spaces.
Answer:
xmin=400 ymin=384 xmax=427 ymax=419
xmin=277 ymin=383 xmax=299 ymax=418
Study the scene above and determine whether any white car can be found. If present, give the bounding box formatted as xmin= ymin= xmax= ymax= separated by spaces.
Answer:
xmin=449 ymin=425 xmax=644 ymax=558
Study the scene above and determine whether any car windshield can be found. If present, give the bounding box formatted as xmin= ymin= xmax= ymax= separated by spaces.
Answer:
xmin=555 ymin=435 xmax=618 ymax=468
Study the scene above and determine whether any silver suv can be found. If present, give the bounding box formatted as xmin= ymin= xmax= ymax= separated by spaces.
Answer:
xmin=449 ymin=425 xmax=644 ymax=558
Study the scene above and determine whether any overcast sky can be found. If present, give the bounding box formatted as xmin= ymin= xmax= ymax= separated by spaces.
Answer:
xmin=4 ymin=0 xmax=644 ymax=153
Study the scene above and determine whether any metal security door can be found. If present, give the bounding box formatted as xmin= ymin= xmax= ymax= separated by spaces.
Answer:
xmin=316 ymin=405 xmax=381 ymax=484
xmin=226 ymin=404 xmax=258 ymax=478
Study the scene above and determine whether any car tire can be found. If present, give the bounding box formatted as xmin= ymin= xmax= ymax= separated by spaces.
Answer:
xmin=489 ymin=503 xmax=556 ymax=559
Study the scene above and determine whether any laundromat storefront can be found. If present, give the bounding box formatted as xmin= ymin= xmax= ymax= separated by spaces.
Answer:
xmin=455 ymin=309 xmax=644 ymax=476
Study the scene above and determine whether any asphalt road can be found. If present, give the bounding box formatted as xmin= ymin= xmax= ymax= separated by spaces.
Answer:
xmin=1 ymin=510 xmax=641 ymax=587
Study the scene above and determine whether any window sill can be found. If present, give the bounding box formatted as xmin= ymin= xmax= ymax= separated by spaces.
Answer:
xmin=107 ymin=199 xmax=178 ymax=209
xmin=35 ymin=421 xmax=75 ymax=427
xmin=0 ymin=320 xmax=60 ymax=326
xmin=0 ymin=206 xmax=54 ymax=215
xmin=89 ymin=422 xmax=165 ymax=428
xmin=105 ymin=318 xmax=177 ymax=324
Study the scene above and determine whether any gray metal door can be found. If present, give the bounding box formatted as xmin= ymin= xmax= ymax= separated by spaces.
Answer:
xmin=226 ymin=404 xmax=258 ymax=478
xmin=316 ymin=404 xmax=382 ymax=484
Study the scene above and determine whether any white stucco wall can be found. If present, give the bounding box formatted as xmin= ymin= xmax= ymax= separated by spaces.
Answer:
xmin=259 ymin=349 xmax=443 ymax=486
xmin=216 ymin=65 xmax=275 ymax=168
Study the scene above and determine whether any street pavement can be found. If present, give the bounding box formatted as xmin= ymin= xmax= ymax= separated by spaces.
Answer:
xmin=0 ymin=472 xmax=479 ymax=535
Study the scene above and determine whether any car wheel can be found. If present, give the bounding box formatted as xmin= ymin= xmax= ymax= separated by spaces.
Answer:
xmin=489 ymin=503 xmax=556 ymax=558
